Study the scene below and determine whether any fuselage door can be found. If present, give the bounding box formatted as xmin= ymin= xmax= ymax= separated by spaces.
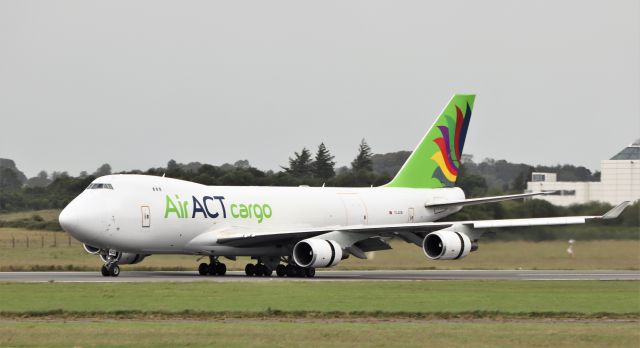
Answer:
xmin=408 ymin=207 xmax=415 ymax=223
xmin=338 ymin=193 xmax=368 ymax=226
xmin=141 ymin=205 xmax=150 ymax=228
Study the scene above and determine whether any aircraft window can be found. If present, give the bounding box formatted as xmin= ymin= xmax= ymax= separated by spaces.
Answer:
xmin=86 ymin=183 xmax=114 ymax=190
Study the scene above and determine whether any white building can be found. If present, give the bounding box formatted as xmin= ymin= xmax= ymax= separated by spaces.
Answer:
xmin=526 ymin=140 xmax=640 ymax=206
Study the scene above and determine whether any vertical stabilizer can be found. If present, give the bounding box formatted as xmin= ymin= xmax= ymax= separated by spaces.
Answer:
xmin=385 ymin=94 xmax=475 ymax=189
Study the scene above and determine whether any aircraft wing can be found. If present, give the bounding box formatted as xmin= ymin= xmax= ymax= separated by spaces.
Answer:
xmin=210 ymin=201 xmax=630 ymax=248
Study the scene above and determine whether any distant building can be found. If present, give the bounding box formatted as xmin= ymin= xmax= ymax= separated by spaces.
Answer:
xmin=526 ymin=140 xmax=640 ymax=206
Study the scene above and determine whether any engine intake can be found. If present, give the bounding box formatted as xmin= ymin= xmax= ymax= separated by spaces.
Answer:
xmin=83 ymin=244 xmax=101 ymax=255
xmin=293 ymin=238 xmax=343 ymax=268
xmin=423 ymin=231 xmax=471 ymax=260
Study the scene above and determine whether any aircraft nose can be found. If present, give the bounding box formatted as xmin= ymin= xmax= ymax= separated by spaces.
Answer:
xmin=59 ymin=198 xmax=105 ymax=244
xmin=59 ymin=202 xmax=82 ymax=236
xmin=58 ymin=205 xmax=74 ymax=232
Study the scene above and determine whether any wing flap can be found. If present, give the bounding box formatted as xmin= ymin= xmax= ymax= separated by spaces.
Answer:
xmin=472 ymin=217 xmax=587 ymax=228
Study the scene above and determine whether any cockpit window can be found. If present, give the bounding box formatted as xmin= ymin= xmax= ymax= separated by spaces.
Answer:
xmin=87 ymin=183 xmax=114 ymax=190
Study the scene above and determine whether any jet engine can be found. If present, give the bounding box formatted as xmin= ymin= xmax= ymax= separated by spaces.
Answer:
xmin=293 ymin=238 xmax=343 ymax=268
xmin=422 ymin=231 xmax=471 ymax=260
xmin=83 ymin=244 xmax=147 ymax=265
xmin=99 ymin=252 xmax=147 ymax=265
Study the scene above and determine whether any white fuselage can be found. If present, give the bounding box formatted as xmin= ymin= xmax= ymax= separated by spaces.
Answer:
xmin=60 ymin=174 xmax=464 ymax=256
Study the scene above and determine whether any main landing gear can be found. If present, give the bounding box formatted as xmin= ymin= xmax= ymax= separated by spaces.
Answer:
xmin=245 ymin=257 xmax=315 ymax=278
xmin=198 ymin=257 xmax=227 ymax=276
xmin=244 ymin=263 xmax=273 ymax=277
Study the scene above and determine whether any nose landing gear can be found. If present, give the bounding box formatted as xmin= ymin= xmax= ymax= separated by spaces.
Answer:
xmin=100 ymin=250 xmax=121 ymax=277
xmin=101 ymin=263 xmax=120 ymax=277
xmin=198 ymin=257 xmax=227 ymax=276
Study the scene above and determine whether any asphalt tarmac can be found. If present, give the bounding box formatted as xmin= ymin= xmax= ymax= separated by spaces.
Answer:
xmin=0 ymin=270 xmax=638 ymax=282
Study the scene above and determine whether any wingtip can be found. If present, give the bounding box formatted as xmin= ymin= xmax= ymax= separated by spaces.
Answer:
xmin=602 ymin=201 xmax=631 ymax=219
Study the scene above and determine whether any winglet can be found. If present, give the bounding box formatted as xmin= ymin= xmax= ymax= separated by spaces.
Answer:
xmin=601 ymin=201 xmax=631 ymax=220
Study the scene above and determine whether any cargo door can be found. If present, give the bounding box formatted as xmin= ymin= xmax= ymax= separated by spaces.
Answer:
xmin=338 ymin=193 xmax=368 ymax=226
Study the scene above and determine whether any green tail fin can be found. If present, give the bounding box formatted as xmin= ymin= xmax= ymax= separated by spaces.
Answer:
xmin=385 ymin=94 xmax=475 ymax=189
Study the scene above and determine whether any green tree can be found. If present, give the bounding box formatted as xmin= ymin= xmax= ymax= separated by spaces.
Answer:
xmin=313 ymin=143 xmax=336 ymax=180
xmin=458 ymin=173 xmax=488 ymax=197
xmin=25 ymin=170 xmax=52 ymax=188
xmin=93 ymin=163 xmax=112 ymax=177
xmin=0 ymin=168 xmax=22 ymax=191
xmin=351 ymin=139 xmax=373 ymax=172
xmin=284 ymin=148 xmax=314 ymax=177
xmin=167 ymin=160 xmax=179 ymax=172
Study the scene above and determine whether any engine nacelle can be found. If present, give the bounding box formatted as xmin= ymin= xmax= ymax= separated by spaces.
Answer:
xmin=293 ymin=238 xmax=343 ymax=268
xmin=99 ymin=252 xmax=147 ymax=265
xmin=83 ymin=244 xmax=101 ymax=255
xmin=422 ymin=230 xmax=471 ymax=260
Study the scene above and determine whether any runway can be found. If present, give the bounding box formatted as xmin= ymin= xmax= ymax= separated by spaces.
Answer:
xmin=0 ymin=270 xmax=638 ymax=282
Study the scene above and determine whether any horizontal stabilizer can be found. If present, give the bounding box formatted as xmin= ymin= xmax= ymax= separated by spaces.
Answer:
xmin=425 ymin=191 xmax=556 ymax=209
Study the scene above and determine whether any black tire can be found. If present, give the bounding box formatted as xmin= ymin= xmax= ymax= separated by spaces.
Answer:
xmin=207 ymin=263 xmax=217 ymax=276
xmin=198 ymin=263 xmax=209 ymax=276
xmin=216 ymin=263 xmax=227 ymax=276
xmin=245 ymin=263 xmax=255 ymax=276
xmin=109 ymin=264 xmax=120 ymax=277
xmin=305 ymin=267 xmax=316 ymax=278
xmin=255 ymin=264 xmax=264 ymax=277
xmin=286 ymin=264 xmax=296 ymax=277
xmin=276 ymin=264 xmax=286 ymax=277
xmin=262 ymin=266 xmax=273 ymax=277
xmin=101 ymin=265 xmax=110 ymax=277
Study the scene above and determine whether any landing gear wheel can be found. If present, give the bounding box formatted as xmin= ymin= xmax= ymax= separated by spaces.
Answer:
xmin=108 ymin=264 xmax=120 ymax=277
xmin=276 ymin=264 xmax=286 ymax=277
xmin=215 ymin=263 xmax=227 ymax=276
xmin=245 ymin=263 xmax=256 ymax=276
xmin=207 ymin=263 xmax=217 ymax=276
xmin=198 ymin=263 xmax=209 ymax=276
xmin=262 ymin=265 xmax=273 ymax=277
xmin=101 ymin=264 xmax=110 ymax=277
xmin=255 ymin=264 xmax=265 ymax=276
xmin=285 ymin=264 xmax=297 ymax=277
xmin=305 ymin=267 xmax=316 ymax=278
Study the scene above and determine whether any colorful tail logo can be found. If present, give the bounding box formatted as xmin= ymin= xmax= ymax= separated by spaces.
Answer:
xmin=430 ymin=103 xmax=472 ymax=186
xmin=384 ymin=94 xmax=474 ymax=189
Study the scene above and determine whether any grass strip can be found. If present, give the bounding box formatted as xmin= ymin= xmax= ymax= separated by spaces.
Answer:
xmin=1 ymin=281 xmax=638 ymax=314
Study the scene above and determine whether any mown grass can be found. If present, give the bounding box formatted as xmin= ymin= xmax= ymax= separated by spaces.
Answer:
xmin=1 ymin=227 xmax=639 ymax=271
xmin=0 ymin=281 xmax=637 ymax=314
xmin=1 ymin=320 xmax=638 ymax=348
xmin=0 ymin=209 xmax=61 ymax=222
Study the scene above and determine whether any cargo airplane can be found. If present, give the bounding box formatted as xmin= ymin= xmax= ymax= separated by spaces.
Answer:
xmin=59 ymin=94 xmax=629 ymax=277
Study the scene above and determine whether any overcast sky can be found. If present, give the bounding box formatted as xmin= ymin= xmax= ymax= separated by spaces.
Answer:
xmin=1 ymin=1 xmax=638 ymax=178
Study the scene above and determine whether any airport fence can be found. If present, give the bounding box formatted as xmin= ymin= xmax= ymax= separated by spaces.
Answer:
xmin=0 ymin=231 xmax=81 ymax=249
